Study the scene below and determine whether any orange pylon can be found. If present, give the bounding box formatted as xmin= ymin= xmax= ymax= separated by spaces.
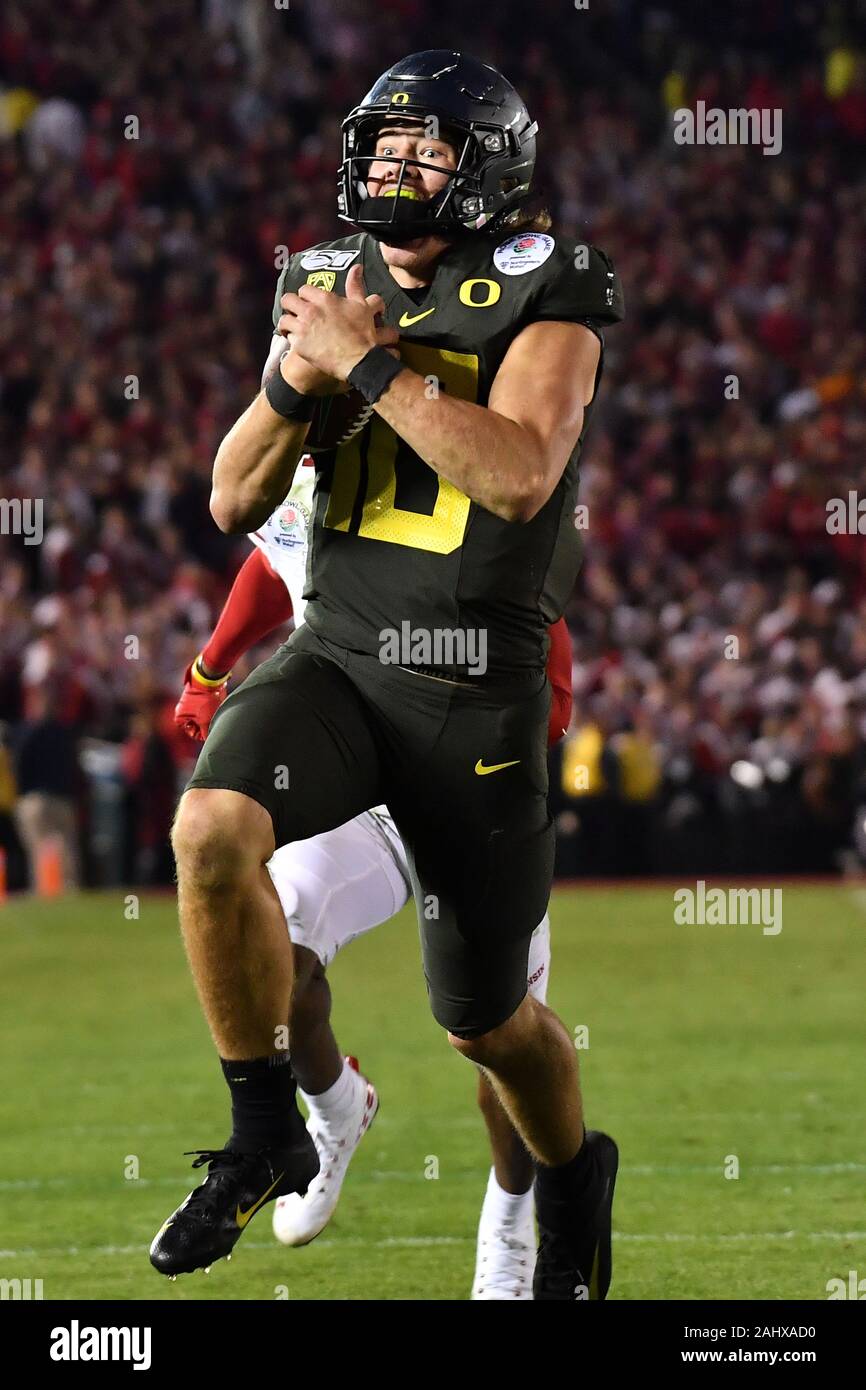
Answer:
xmin=35 ymin=837 xmax=64 ymax=897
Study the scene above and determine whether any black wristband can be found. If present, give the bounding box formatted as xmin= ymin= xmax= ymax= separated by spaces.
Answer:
xmin=265 ymin=368 xmax=317 ymax=421
xmin=347 ymin=346 xmax=404 ymax=405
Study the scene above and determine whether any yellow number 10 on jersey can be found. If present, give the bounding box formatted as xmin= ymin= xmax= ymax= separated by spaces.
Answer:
xmin=323 ymin=342 xmax=478 ymax=554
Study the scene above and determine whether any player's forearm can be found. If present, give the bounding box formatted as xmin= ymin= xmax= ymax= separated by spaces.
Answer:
xmin=210 ymin=393 xmax=308 ymax=534
xmin=373 ymin=369 xmax=554 ymax=523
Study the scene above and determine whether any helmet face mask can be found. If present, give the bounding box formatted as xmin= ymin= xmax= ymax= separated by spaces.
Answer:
xmin=337 ymin=51 xmax=537 ymax=243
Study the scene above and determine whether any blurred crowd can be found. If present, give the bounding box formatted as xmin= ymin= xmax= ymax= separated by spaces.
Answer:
xmin=1 ymin=0 xmax=865 ymax=885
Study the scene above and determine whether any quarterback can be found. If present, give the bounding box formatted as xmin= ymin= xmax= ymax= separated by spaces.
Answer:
xmin=174 ymin=462 xmax=572 ymax=1297
xmin=151 ymin=50 xmax=624 ymax=1300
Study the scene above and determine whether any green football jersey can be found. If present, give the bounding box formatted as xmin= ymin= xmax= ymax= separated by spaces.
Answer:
xmin=271 ymin=228 xmax=624 ymax=676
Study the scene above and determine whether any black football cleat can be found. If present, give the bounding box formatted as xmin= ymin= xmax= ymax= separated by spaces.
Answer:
xmin=533 ymin=1130 xmax=619 ymax=1301
xmin=149 ymin=1135 xmax=319 ymax=1277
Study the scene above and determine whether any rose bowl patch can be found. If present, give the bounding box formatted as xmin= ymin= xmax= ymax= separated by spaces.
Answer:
xmin=493 ymin=233 xmax=555 ymax=276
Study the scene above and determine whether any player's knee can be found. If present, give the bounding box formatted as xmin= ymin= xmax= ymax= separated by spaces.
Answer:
xmin=447 ymin=1025 xmax=504 ymax=1066
xmin=291 ymin=947 xmax=326 ymax=1011
xmin=290 ymin=952 xmax=329 ymax=1044
xmin=446 ymin=995 xmax=533 ymax=1066
xmin=172 ymin=789 xmax=274 ymax=889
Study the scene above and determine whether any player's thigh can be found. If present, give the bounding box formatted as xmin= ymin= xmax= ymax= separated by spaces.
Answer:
xmin=393 ymin=673 xmax=554 ymax=1038
xmin=267 ymin=810 xmax=412 ymax=967
xmin=187 ymin=637 xmax=382 ymax=849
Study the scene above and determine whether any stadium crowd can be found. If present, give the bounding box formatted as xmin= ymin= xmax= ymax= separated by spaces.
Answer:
xmin=1 ymin=0 xmax=865 ymax=885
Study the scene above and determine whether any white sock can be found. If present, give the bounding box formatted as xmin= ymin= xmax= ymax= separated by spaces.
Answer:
xmin=481 ymin=1166 xmax=534 ymax=1228
xmin=300 ymin=1058 xmax=361 ymax=1127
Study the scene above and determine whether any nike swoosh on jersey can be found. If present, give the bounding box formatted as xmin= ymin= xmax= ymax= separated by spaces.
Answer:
xmin=398 ymin=307 xmax=436 ymax=327
xmin=474 ymin=759 xmax=521 ymax=776
xmin=235 ymin=1171 xmax=285 ymax=1228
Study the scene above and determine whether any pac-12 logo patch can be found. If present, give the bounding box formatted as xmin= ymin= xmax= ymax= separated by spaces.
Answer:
xmin=493 ymin=232 xmax=555 ymax=276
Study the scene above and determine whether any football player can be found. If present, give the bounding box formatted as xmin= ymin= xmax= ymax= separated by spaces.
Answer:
xmin=174 ymin=458 xmax=572 ymax=1297
xmin=152 ymin=50 xmax=624 ymax=1301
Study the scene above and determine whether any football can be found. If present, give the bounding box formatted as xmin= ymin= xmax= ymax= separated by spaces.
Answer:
xmin=260 ymin=340 xmax=376 ymax=453
xmin=304 ymin=339 xmax=401 ymax=452
xmin=304 ymin=388 xmax=373 ymax=453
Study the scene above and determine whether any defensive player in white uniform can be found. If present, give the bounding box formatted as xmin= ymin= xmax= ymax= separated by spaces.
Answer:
xmin=176 ymin=454 xmax=564 ymax=1299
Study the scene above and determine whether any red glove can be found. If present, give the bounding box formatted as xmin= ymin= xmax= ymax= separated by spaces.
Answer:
xmin=174 ymin=548 xmax=294 ymax=742
xmin=174 ymin=658 xmax=230 ymax=742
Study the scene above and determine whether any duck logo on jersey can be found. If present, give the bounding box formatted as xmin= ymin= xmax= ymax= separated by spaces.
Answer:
xmin=306 ymin=271 xmax=336 ymax=291
xmin=493 ymin=232 xmax=555 ymax=276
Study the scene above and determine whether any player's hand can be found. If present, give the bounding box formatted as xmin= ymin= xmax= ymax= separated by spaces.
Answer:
xmin=174 ymin=661 xmax=229 ymax=742
xmin=279 ymin=265 xmax=400 ymax=382
xmin=272 ymin=329 xmax=350 ymax=397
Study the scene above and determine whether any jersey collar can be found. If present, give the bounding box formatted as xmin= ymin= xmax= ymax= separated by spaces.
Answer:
xmin=361 ymin=234 xmax=462 ymax=325
xmin=361 ymin=235 xmax=429 ymax=316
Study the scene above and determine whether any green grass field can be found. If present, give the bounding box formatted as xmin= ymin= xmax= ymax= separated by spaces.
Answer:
xmin=1 ymin=884 xmax=864 ymax=1301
